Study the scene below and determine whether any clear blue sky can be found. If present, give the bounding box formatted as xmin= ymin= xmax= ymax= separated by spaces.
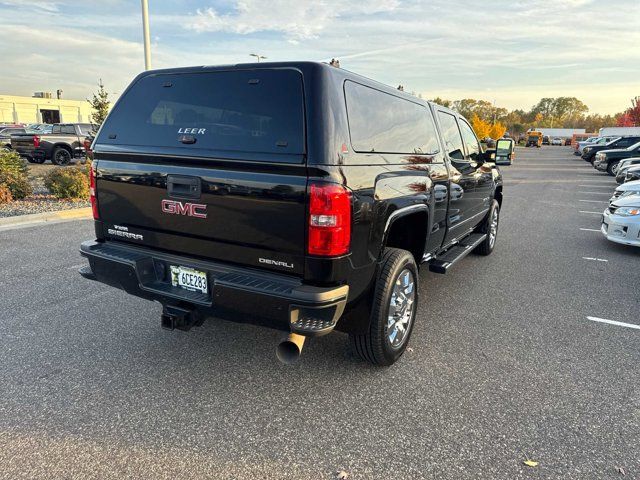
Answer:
xmin=0 ymin=0 xmax=638 ymax=114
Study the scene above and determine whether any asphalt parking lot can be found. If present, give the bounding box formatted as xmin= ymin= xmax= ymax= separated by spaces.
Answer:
xmin=0 ymin=147 xmax=638 ymax=479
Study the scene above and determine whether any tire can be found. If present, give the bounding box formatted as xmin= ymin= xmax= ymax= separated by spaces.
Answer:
xmin=607 ymin=161 xmax=619 ymax=176
xmin=474 ymin=199 xmax=499 ymax=256
xmin=51 ymin=147 xmax=72 ymax=166
xmin=26 ymin=156 xmax=35 ymax=163
xmin=33 ymin=156 xmax=46 ymax=164
xmin=350 ymin=248 xmax=418 ymax=366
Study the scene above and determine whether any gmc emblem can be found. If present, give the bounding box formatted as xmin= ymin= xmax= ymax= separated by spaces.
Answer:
xmin=161 ymin=199 xmax=207 ymax=219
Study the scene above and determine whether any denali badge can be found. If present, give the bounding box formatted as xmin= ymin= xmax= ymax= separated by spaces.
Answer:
xmin=161 ymin=199 xmax=207 ymax=218
xmin=259 ymin=258 xmax=294 ymax=269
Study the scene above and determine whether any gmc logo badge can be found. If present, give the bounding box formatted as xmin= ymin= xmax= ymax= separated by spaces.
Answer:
xmin=161 ymin=199 xmax=207 ymax=219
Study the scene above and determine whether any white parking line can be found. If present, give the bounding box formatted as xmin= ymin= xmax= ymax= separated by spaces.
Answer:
xmin=579 ymin=210 xmax=603 ymax=214
xmin=582 ymin=257 xmax=608 ymax=262
xmin=587 ymin=316 xmax=640 ymax=330
xmin=579 ymin=199 xmax=607 ymax=203
xmin=578 ymin=185 xmax=613 ymax=188
xmin=67 ymin=263 xmax=86 ymax=270
xmin=579 ymin=228 xmax=600 ymax=232
xmin=578 ymin=191 xmax=612 ymax=195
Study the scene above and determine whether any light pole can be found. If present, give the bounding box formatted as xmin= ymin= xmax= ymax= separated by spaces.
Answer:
xmin=141 ymin=0 xmax=152 ymax=70
xmin=250 ymin=53 xmax=267 ymax=62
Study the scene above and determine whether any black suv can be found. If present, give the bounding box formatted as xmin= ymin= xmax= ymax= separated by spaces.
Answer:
xmin=80 ymin=62 xmax=504 ymax=366
xmin=582 ymin=136 xmax=640 ymax=163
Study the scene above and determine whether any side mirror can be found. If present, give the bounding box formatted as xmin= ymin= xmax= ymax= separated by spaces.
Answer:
xmin=478 ymin=149 xmax=495 ymax=164
xmin=494 ymin=139 xmax=515 ymax=166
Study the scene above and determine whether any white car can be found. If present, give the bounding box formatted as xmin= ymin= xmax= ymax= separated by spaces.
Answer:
xmin=601 ymin=195 xmax=640 ymax=247
xmin=551 ymin=137 xmax=563 ymax=146
xmin=610 ymin=179 xmax=640 ymax=204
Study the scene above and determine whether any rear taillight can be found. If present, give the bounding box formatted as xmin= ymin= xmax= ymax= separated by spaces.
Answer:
xmin=307 ymin=183 xmax=351 ymax=256
xmin=90 ymin=165 xmax=98 ymax=219
xmin=33 ymin=135 xmax=40 ymax=148
xmin=84 ymin=139 xmax=93 ymax=160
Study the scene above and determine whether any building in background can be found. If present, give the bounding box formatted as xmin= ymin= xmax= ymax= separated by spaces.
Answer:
xmin=0 ymin=92 xmax=93 ymax=124
xmin=599 ymin=126 xmax=640 ymax=136
xmin=527 ymin=127 xmax=586 ymax=139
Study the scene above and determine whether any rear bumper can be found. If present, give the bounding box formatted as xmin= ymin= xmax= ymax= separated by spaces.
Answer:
xmin=14 ymin=147 xmax=37 ymax=158
xmin=80 ymin=240 xmax=348 ymax=336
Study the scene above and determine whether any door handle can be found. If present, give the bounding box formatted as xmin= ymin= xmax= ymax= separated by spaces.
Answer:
xmin=167 ymin=175 xmax=201 ymax=199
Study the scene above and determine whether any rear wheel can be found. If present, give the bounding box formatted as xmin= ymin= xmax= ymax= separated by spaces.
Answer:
xmin=51 ymin=147 xmax=72 ymax=166
xmin=474 ymin=200 xmax=499 ymax=256
xmin=607 ymin=161 xmax=619 ymax=176
xmin=350 ymin=248 xmax=418 ymax=366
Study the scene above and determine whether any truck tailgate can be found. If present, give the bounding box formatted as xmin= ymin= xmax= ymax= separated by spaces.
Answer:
xmin=96 ymin=158 xmax=307 ymax=275
xmin=11 ymin=134 xmax=36 ymax=154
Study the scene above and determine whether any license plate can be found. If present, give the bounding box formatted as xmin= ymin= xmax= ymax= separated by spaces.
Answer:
xmin=170 ymin=266 xmax=208 ymax=294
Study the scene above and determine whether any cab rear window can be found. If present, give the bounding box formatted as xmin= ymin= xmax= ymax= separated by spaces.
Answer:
xmin=98 ymin=69 xmax=305 ymax=156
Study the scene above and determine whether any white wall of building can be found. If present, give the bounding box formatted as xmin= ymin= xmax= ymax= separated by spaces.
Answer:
xmin=0 ymin=95 xmax=92 ymax=124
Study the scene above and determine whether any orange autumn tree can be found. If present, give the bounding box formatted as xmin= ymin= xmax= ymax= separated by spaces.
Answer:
xmin=489 ymin=121 xmax=507 ymax=139
xmin=471 ymin=113 xmax=491 ymax=139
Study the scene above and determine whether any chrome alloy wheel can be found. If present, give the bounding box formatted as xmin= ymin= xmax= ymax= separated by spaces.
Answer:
xmin=386 ymin=268 xmax=415 ymax=349
xmin=489 ymin=208 xmax=499 ymax=248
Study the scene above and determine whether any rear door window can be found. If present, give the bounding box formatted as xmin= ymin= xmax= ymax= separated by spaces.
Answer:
xmin=344 ymin=81 xmax=440 ymax=155
xmin=458 ymin=119 xmax=481 ymax=162
xmin=437 ymin=111 xmax=465 ymax=160
xmin=79 ymin=124 xmax=95 ymax=135
xmin=52 ymin=125 xmax=76 ymax=134
xmin=98 ymin=69 xmax=305 ymax=156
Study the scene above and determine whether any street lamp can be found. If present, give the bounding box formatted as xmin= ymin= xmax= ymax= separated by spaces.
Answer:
xmin=141 ymin=0 xmax=152 ymax=70
xmin=250 ymin=53 xmax=267 ymax=62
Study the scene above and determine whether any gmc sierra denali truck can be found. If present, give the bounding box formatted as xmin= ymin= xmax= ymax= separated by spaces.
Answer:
xmin=79 ymin=62 xmax=504 ymax=366
xmin=12 ymin=123 xmax=95 ymax=164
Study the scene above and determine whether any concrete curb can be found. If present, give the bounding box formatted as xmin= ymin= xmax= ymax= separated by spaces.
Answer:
xmin=0 ymin=207 xmax=92 ymax=231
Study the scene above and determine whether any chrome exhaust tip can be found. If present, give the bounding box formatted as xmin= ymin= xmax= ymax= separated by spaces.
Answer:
xmin=276 ymin=333 xmax=307 ymax=365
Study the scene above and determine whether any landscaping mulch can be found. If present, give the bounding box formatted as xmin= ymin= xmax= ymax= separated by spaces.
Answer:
xmin=0 ymin=194 xmax=89 ymax=218
xmin=0 ymin=162 xmax=90 ymax=218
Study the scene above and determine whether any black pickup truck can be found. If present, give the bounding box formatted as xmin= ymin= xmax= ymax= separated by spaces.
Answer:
xmin=79 ymin=62 xmax=505 ymax=366
xmin=11 ymin=123 xmax=95 ymax=164
xmin=593 ymin=140 xmax=640 ymax=175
